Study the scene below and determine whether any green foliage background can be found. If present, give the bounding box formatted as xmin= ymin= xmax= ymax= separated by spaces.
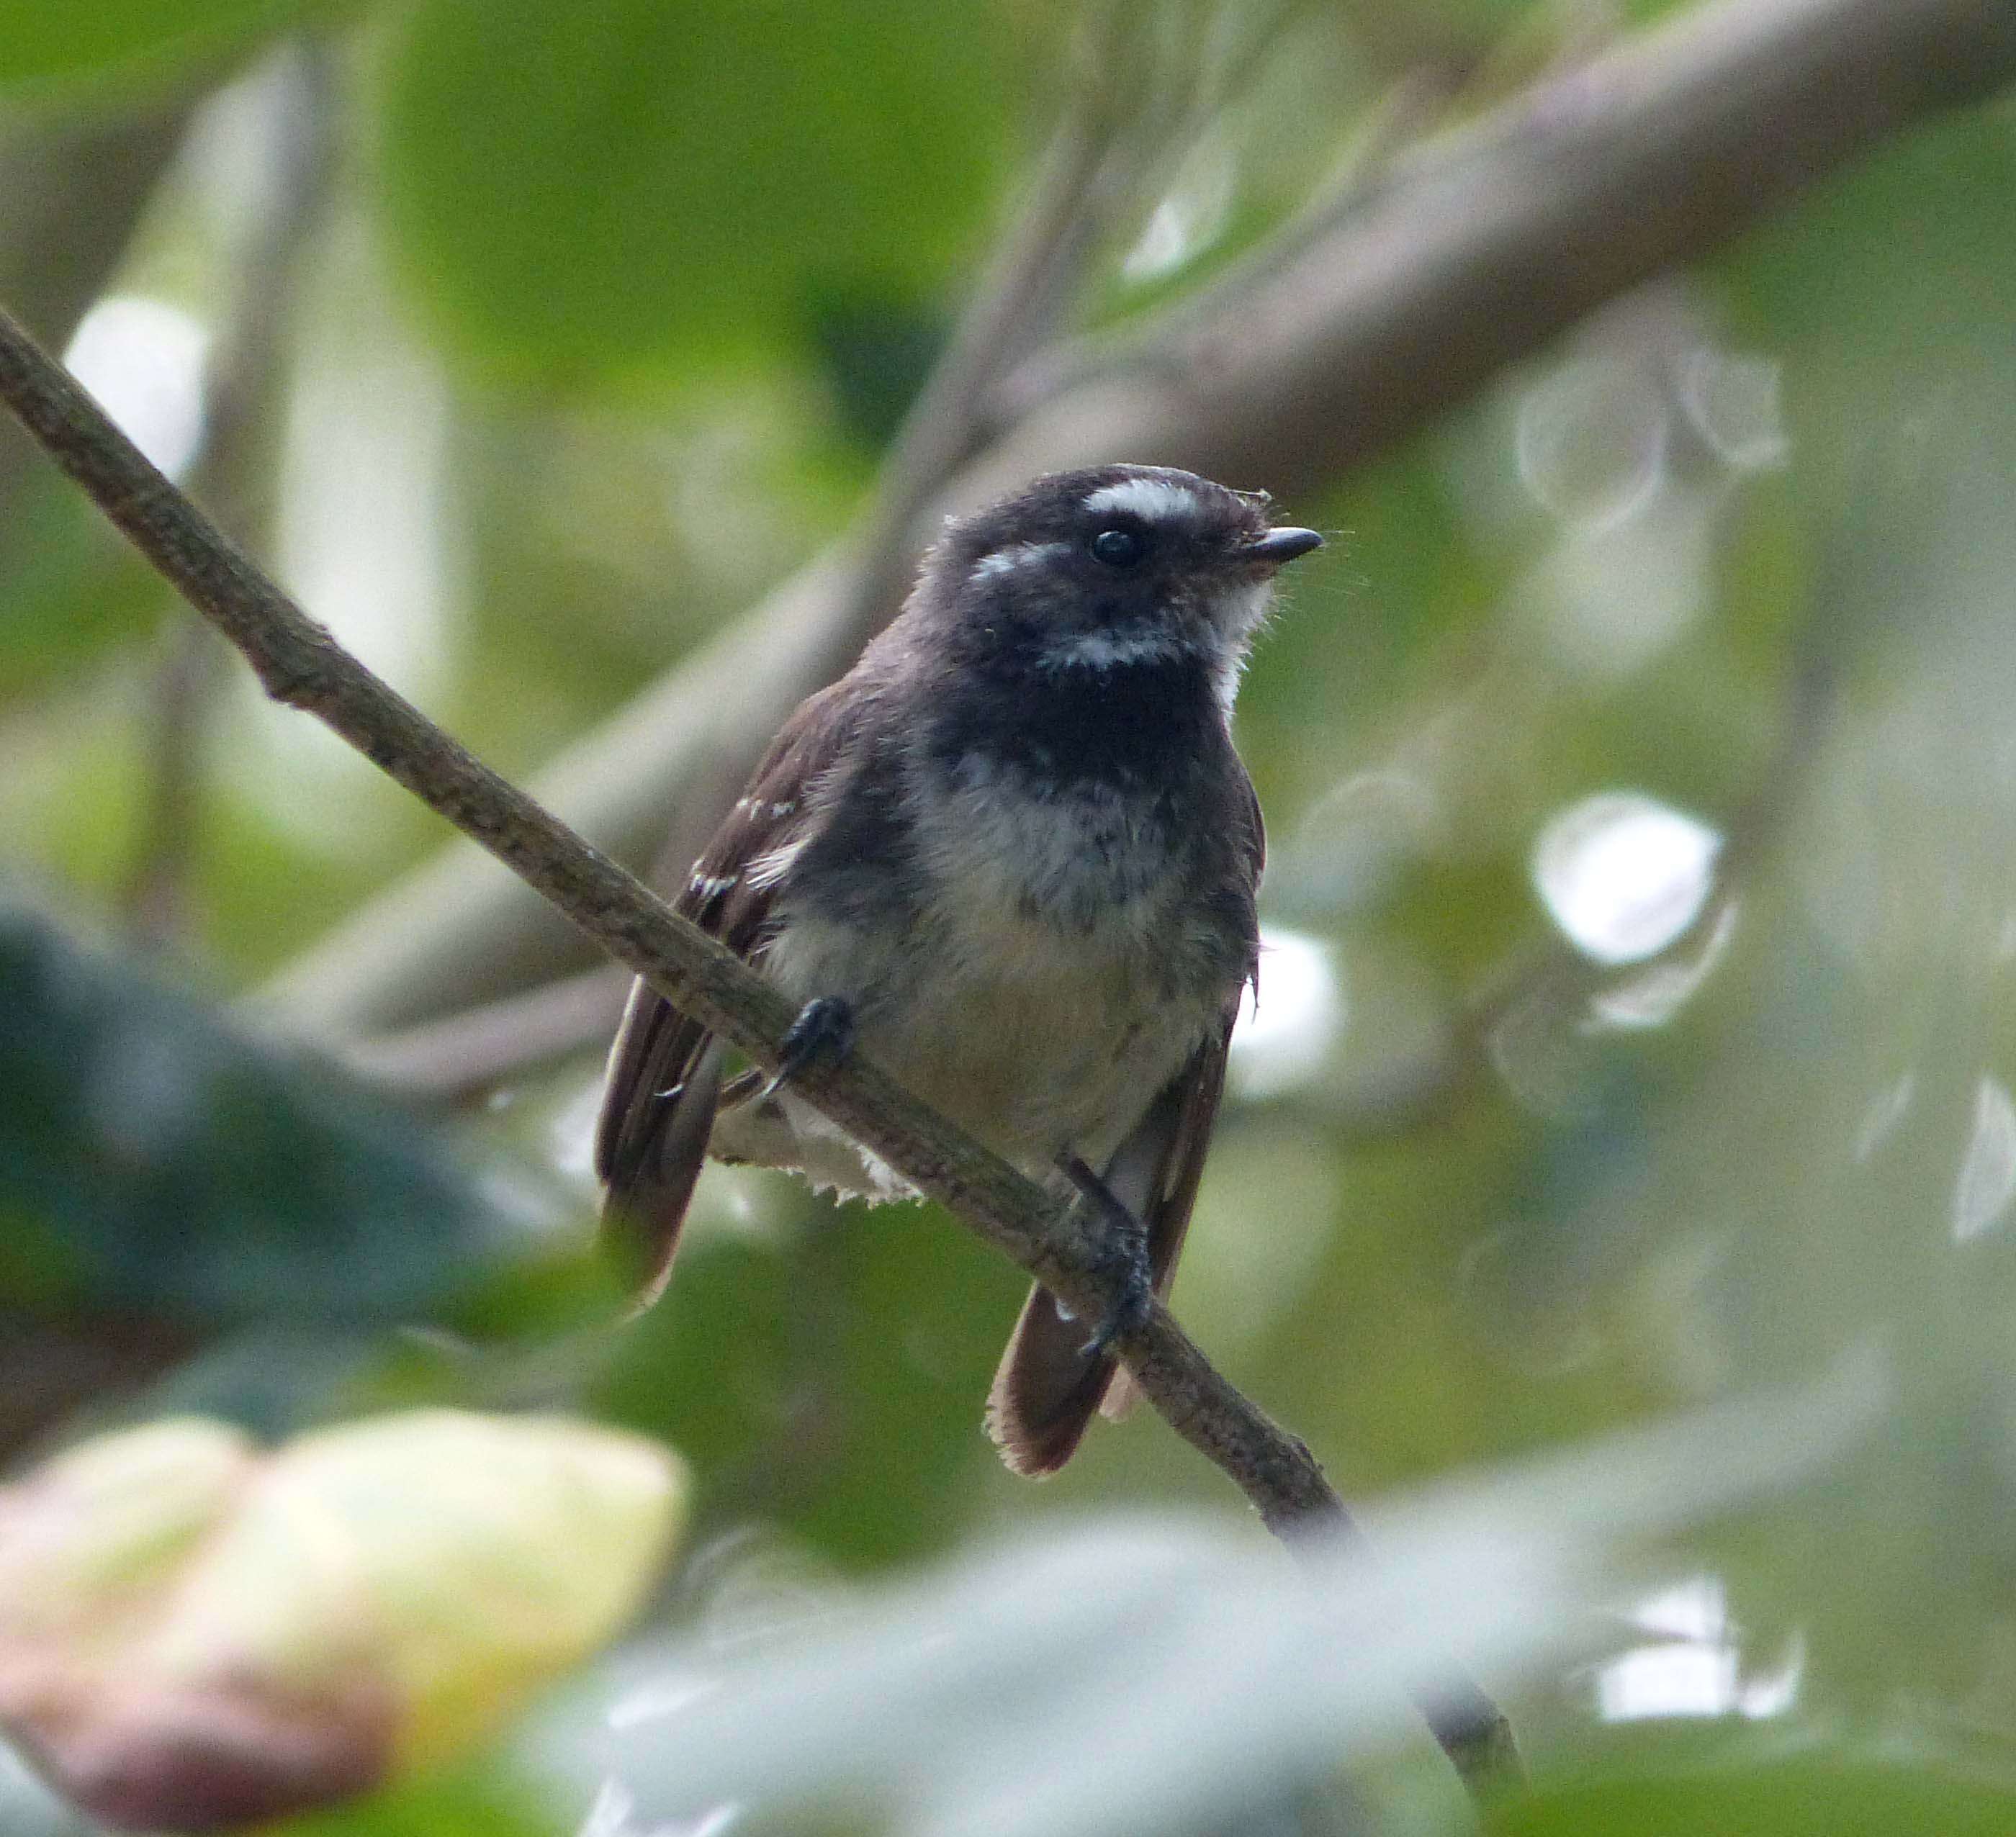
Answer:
xmin=4 ymin=0 xmax=2016 ymax=1832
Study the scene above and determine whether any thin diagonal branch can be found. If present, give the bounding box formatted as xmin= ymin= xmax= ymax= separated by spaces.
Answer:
xmin=0 ymin=304 xmax=1516 ymax=1789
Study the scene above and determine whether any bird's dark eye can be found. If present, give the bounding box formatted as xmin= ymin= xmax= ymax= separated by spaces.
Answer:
xmin=1090 ymin=527 xmax=1146 ymax=568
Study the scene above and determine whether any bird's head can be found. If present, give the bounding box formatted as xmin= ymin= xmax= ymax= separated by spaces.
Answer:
xmin=919 ymin=464 xmax=1322 ymax=682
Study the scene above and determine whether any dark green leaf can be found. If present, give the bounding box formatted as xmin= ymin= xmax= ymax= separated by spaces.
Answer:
xmin=0 ymin=903 xmax=531 ymax=1322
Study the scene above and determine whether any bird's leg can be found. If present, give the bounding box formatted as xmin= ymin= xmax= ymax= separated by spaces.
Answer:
xmin=759 ymin=996 xmax=857 ymax=1098
xmin=1056 ymin=1151 xmax=1153 ymax=1357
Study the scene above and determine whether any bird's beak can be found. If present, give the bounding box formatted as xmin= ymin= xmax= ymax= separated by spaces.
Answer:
xmin=1240 ymin=527 xmax=1323 ymax=568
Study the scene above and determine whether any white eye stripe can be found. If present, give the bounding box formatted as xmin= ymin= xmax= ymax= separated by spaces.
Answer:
xmin=1079 ymin=477 xmax=1203 ymax=525
xmin=970 ymin=541 xmax=1068 ymax=582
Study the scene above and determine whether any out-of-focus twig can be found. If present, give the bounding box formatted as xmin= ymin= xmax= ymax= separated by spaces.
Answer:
xmin=0 ymin=91 xmax=199 ymax=569
xmin=343 ymin=960 xmax=629 ymax=1098
xmin=125 ymin=45 xmax=340 ymax=950
xmin=0 ymin=304 xmax=1519 ymax=1791
xmin=258 ymin=0 xmax=2016 ymax=1044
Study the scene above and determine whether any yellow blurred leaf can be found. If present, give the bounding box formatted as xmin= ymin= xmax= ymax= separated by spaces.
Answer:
xmin=0 ymin=1418 xmax=252 ymax=1640
xmin=0 ymin=1409 xmax=687 ymax=1831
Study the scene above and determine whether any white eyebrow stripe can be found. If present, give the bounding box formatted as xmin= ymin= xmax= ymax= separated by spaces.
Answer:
xmin=970 ymin=541 xmax=1068 ymax=582
xmin=1080 ymin=477 xmax=1203 ymax=524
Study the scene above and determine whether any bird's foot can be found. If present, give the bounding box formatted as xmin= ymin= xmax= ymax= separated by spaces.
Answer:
xmin=760 ymin=996 xmax=856 ymax=1099
xmin=1057 ymin=1152 xmax=1153 ymax=1357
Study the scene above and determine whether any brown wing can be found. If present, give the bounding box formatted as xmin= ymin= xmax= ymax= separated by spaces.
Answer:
xmin=984 ymin=775 xmax=1264 ymax=1476
xmin=595 ymin=682 xmax=860 ymax=1303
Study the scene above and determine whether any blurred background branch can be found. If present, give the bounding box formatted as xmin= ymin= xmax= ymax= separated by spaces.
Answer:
xmin=0 ymin=90 xmax=199 ymax=577
xmin=273 ymin=0 xmax=2016 ymax=1074
xmin=122 ymin=42 xmax=337 ymax=951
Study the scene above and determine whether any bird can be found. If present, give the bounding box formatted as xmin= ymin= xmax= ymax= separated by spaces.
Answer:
xmin=595 ymin=462 xmax=1322 ymax=1474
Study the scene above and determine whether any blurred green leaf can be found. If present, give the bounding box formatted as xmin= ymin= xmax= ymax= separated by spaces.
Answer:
xmin=1726 ymin=104 xmax=2016 ymax=495
xmin=0 ymin=904 xmax=532 ymax=1322
xmin=540 ymin=1353 xmax=1884 ymax=1837
xmin=269 ymin=1763 xmax=557 ymax=1837
xmin=377 ymin=0 xmax=1015 ymax=385
xmin=0 ymin=0 xmax=318 ymax=89
xmin=601 ymin=1193 xmax=1010 ymax=1569
xmin=0 ymin=477 xmax=162 ymax=703
xmin=1491 ymin=1732 xmax=2016 ymax=1837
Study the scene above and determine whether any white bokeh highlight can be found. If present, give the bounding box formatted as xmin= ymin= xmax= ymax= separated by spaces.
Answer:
xmin=1515 ymin=352 xmax=1670 ymax=536
xmin=64 ymin=296 xmax=212 ymax=482
xmin=1121 ymin=138 xmax=1235 ymax=284
xmin=1676 ymin=347 xmax=1791 ymax=473
xmin=1953 ymin=1076 xmax=2016 ymax=1243
xmin=1230 ymin=926 xmax=1346 ymax=1098
xmin=1533 ymin=792 xmax=1723 ymax=967
xmin=1597 ymin=1574 xmax=1804 ymax=1723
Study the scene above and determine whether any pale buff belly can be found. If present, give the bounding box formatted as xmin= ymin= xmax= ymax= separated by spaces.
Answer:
xmin=708 ymin=906 xmax=1221 ymax=1201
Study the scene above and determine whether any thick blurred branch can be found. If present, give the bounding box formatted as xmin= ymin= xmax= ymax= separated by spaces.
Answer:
xmin=0 ymin=306 xmax=1516 ymax=1789
xmin=264 ymin=0 xmax=2016 ymax=1048
xmin=989 ymin=0 xmax=2016 ymax=448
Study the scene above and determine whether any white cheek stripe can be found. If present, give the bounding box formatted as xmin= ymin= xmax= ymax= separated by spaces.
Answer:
xmin=970 ymin=541 xmax=1069 ymax=582
xmin=1080 ymin=477 xmax=1202 ymax=525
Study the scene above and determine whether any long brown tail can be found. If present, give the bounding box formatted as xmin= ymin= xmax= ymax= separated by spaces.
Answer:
xmin=596 ymin=996 xmax=725 ymax=1306
xmin=981 ymin=1025 xmax=1233 ymax=1475
xmin=984 ymin=1286 xmax=1118 ymax=1476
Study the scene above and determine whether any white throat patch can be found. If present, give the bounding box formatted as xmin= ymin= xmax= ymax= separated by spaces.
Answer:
xmin=1039 ymin=625 xmax=1191 ymax=672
